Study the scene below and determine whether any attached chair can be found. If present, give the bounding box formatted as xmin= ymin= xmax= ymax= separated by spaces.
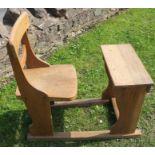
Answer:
xmin=7 ymin=12 xmax=77 ymax=137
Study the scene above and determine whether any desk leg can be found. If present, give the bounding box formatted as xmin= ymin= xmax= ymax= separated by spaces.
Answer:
xmin=102 ymin=64 xmax=114 ymax=99
xmin=102 ymin=80 xmax=114 ymax=99
xmin=110 ymin=86 xmax=146 ymax=134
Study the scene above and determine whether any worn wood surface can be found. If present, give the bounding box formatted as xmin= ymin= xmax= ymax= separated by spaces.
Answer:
xmin=101 ymin=44 xmax=154 ymax=87
xmin=16 ymin=65 xmax=77 ymax=101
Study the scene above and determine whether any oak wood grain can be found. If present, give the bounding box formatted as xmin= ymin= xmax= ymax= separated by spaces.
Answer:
xmin=101 ymin=44 xmax=154 ymax=87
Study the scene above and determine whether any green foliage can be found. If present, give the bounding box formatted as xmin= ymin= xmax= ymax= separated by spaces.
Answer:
xmin=0 ymin=9 xmax=155 ymax=146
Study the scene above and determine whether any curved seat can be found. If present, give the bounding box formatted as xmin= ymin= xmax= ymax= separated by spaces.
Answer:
xmin=16 ymin=64 xmax=77 ymax=101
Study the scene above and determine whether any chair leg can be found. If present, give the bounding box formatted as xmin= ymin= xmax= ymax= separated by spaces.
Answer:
xmin=24 ymin=95 xmax=54 ymax=136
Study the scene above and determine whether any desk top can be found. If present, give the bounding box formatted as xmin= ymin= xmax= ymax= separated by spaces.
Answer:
xmin=101 ymin=44 xmax=154 ymax=87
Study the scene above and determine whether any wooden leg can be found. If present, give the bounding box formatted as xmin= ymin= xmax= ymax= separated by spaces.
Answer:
xmin=110 ymin=86 xmax=147 ymax=134
xmin=102 ymin=79 xmax=114 ymax=99
xmin=24 ymin=94 xmax=54 ymax=136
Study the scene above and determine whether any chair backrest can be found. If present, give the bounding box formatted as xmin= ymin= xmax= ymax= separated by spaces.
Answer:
xmin=8 ymin=12 xmax=30 ymax=69
xmin=7 ymin=12 xmax=31 ymax=95
xmin=7 ymin=12 xmax=49 ymax=98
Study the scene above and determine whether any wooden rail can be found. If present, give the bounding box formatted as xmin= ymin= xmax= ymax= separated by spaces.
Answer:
xmin=51 ymin=98 xmax=110 ymax=108
xmin=28 ymin=129 xmax=142 ymax=141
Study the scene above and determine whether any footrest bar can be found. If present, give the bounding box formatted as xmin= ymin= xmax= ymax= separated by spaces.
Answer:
xmin=28 ymin=129 xmax=141 ymax=141
xmin=51 ymin=98 xmax=110 ymax=108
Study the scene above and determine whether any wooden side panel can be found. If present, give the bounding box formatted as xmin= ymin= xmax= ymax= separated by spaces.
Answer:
xmin=20 ymin=44 xmax=27 ymax=68
xmin=9 ymin=12 xmax=30 ymax=53
xmin=8 ymin=43 xmax=54 ymax=136
xmin=22 ymin=33 xmax=50 ymax=69
xmin=52 ymin=98 xmax=109 ymax=108
xmin=111 ymin=97 xmax=119 ymax=120
xmin=110 ymin=86 xmax=147 ymax=134
xmin=7 ymin=12 xmax=54 ymax=136
xmin=102 ymin=57 xmax=149 ymax=134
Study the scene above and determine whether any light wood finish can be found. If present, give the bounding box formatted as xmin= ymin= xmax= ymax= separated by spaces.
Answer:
xmin=101 ymin=44 xmax=153 ymax=88
xmin=7 ymin=12 xmax=77 ymax=136
xmin=16 ymin=65 xmax=77 ymax=101
xmin=101 ymin=44 xmax=154 ymax=134
xmin=9 ymin=12 xmax=30 ymax=53
xmin=7 ymin=12 xmax=153 ymax=140
xmin=51 ymin=98 xmax=109 ymax=108
xmin=110 ymin=86 xmax=146 ymax=134
xmin=28 ymin=129 xmax=142 ymax=141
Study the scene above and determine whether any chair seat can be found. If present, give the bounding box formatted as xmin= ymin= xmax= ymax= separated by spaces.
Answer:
xmin=16 ymin=64 xmax=77 ymax=101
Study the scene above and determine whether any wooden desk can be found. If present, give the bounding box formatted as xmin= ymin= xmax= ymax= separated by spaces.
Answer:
xmin=101 ymin=44 xmax=154 ymax=134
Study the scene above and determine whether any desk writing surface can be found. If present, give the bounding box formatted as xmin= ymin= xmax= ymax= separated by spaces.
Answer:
xmin=101 ymin=44 xmax=154 ymax=87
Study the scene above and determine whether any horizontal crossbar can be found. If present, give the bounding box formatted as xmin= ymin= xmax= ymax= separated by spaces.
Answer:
xmin=51 ymin=98 xmax=110 ymax=108
xmin=28 ymin=129 xmax=142 ymax=141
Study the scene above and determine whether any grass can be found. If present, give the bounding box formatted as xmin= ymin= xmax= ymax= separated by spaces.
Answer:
xmin=0 ymin=8 xmax=155 ymax=146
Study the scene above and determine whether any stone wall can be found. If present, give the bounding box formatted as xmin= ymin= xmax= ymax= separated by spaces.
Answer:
xmin=0 ymin=8 xmax=123 ymax=88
